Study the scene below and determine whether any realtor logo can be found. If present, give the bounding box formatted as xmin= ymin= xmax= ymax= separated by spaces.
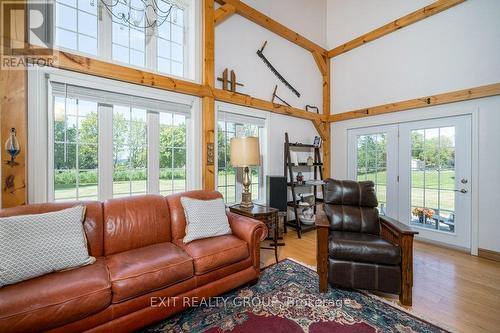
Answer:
xmin=1 ymin=0 xmax=55 ymax=68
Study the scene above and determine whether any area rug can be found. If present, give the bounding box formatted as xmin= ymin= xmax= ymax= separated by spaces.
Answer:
xmin=143 ymin=259 xmax=449 ymax=333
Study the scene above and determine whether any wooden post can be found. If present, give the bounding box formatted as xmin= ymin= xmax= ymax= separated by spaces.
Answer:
xmin=399 ymin=234 xmax=415 ymax=306
xmin=316 ymin=224 xmax=329 ymax=292
xmin=322 ymin=57 xmax=331 ymax=179
xmin=202 ymin=0 xmax=215 ymax=190
xmin=0 ymin=1 xmax=27 ymax=208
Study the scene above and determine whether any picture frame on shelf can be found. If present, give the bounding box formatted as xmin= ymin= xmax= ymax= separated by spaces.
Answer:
xmin=313 ymin=136 xmax=322 ymax=148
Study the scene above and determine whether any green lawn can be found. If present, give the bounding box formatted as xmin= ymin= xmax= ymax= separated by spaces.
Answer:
xmin=55 ymin=179 xmax=187 ymax=200
xmin=55 ymin=172 xmax=259 ymax=204
xmin=358 ymin=169 xmax=456 ymax=213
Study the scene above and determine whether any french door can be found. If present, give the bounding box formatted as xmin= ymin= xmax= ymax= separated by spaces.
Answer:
xmin=348 ymin=115 xmax=472 ymax=249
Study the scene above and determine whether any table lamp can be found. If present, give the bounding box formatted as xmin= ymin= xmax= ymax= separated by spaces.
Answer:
xmin=230 ymin=136 xmax=260 ymax=208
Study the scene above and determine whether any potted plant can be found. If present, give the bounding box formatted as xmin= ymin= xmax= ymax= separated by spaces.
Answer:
xmin=412 ymin=207 xmax=435 ymax=224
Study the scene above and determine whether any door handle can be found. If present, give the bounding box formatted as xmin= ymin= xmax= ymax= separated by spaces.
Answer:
xmin=453 ymin=189 xmax=468 ymax=193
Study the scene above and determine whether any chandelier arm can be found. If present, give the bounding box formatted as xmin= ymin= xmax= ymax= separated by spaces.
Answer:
xmin=98 ymin=0 xmax=178 ymax=29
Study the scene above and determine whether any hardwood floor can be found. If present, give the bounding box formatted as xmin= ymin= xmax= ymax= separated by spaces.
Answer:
xmin=260 ymin=229 xmax=500 ymax=333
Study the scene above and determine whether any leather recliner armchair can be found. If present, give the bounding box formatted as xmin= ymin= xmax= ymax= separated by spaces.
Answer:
xmin=316 ymin=179 xmax=418 ymax=306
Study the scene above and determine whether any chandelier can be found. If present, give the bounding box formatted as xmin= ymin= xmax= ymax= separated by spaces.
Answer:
xmin=97 ymin=0 xmax=183 ymax=29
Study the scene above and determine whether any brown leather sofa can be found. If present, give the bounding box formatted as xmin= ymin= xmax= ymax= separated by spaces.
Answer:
xmin=316 ymin=179 xmax=417 ymax=305
xmin=0 ymin=190 xmax=267 ymax=333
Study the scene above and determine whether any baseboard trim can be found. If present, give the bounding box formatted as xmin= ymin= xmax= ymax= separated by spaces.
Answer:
xmin=478 ymin=248 xmax=500 ymax=262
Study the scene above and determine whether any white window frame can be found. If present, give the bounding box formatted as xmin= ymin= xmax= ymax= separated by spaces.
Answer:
xmin=215 ymin=102 xmax=271 ymax=205
xmin=28 ymin=67 xmax=201 ymax=203
xmin=49 ymin=0 xmax=200 ymax=82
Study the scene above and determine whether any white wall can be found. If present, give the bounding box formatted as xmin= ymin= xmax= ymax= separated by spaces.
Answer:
xmin=215 ymin=0 xmax=326 ymax=178
xmin=327 ymin=0 xmax=500 ymax=252
xmin=215 ymin=0 xmax=325 ymax=111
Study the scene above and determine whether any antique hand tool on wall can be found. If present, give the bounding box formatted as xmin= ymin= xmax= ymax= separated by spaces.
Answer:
xmin=257 ymin=41 xmax=301 ymax=98
xmin=217 ymin=68 xmax=244 ymax=92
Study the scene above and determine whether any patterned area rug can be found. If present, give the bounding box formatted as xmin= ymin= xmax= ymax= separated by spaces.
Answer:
xmin=143 ymin=259 xmax=448 ymax=333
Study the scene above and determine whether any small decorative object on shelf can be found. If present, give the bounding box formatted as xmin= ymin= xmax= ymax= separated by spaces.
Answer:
xmin=5 ymin=128 xmax=20 ymax=166
xmin=296 ymin=171 xmax=304 ymax=185
xmin=313 ymin=136 xmax=322 ymax=148
xmin=306 ymin=156 xmax=314 ymax=166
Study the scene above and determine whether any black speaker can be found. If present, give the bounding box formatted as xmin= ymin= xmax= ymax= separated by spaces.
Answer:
xmin=266 ymin=176 xmax=287 ymax=212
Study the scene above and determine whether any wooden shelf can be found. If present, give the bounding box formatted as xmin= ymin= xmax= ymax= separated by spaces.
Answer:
xmin=287 ymin=201 xmax=322 ymax=208
xmin=286 ymin=162 xmax=323 ymax=166
xmin=288 ymin=143 xmax=317 ymax=148
xmin=285 ymin=220 xmax=316 ymax=233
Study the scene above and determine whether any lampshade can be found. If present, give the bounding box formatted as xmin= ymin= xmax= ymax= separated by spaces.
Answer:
xmin=230 ymin=137 xmax=260 ymax=167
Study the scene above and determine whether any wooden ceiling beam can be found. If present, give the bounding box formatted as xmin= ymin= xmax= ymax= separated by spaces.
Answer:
xmin=329 ymin=83 xmax=500 ymax=122
xmin=26 ymin=46 xmax=327 ymax=122
xmin=312 ymin=50 xmax=327 ymax=76
xmin=213 ymin=89 xmax=322 ymax=121
xmin=327 ymin=0 xmax=465 ymax=58
xmin=218 ymin=0 xmax=327 ymax=54
xmin=36 ymin=48 xmax=211 ymax=97
xmin=214 ymin=4 xmax=236 ymax=26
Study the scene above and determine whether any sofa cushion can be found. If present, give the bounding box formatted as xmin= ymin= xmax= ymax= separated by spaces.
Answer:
xmin=181 ymin=197 xmax=231 ymax=243
xmin=103 ymin=195 xmax=171 ymax=256
xmin=166 ymin=190 xmax=223 ymax=241
xmin=0 ymin=205 xmax=96 ymax=287
xmin=174 ymin=235 xmax=249 ymax=275
xmin=106 ymin=242 xmax=193 ymax=303
xmin=0 ymin=259 xmax=111 ymax=333
xmin=329 ymin=231 xmax=401 ymax=265
xmin=0 ymin=201 xmax=104 ymax=257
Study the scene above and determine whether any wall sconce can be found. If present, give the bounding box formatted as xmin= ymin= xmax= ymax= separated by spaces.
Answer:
xmin=5 ymin=128 xmax=20 ymax=166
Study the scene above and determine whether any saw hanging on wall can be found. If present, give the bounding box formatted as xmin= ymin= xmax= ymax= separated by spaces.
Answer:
xmin=257 ymin=41 xmax=301 ymax=98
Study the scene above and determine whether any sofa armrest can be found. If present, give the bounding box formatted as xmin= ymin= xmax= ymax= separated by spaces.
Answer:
xmin=227 ymin=212 xmax=267 ymax=271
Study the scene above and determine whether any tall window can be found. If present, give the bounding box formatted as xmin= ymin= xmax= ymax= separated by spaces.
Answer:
xmin=51 ymin=81 xmax=191 ymax=201
xmin=159 ymin=113 xmax=187 ymax=195
xmin=111 ymin=1 xmax=146 ymax=67
xmin=410 ymin=127 xmax=456 ymax=232
xmin=55 ymin=0 xmax=98 ymax=55
xmin=50 ymin=0 xmax=194 ymax=79
xmin=355 ymin=133 xmax=387 ymax=214
xmin=53 ymin=97 xmax=99 ymax=200
xmin=157 ymin=3 xmax=185 ymax=76
xmin=217 ymin=111 xmax=266 ymax=204
xmin=112 ymin=107 xmax=148 ymax=197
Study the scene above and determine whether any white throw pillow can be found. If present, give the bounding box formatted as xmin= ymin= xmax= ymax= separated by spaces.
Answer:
xmin=0 ymin=205 xmax=95 ymax=287
xmin=181 ymin=197 xmax=232 ymax=243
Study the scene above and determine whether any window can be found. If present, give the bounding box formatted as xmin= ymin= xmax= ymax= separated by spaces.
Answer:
xmin=410 ymin=127 xmax=456 ymax=232
xmin=157 ymin=4 xmax=185 ymax=76
xmin=50 ymin=0 xmax=195 ymax=79
xmin=112 ymin=106 xmax=148 ymax=197
xmin=159 ymin=113 xmax=187 ymax=195
xmin=111 ymin=1 xmax=146 ymax=67
xmin=356 ymin=133 xmax=387 ymax=213
xmin=55 ymin=0 xmax=98 ymax=55
xmin=50 ymin=79 xmax=191 ymax=202
xmin=53 ymin=96 xmax=99 ymax=200
xmin=217 ymin=111 xmax=266 ymax=204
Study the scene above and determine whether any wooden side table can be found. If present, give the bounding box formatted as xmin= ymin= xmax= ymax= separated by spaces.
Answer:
xmin=229 ymin=204 xmax=280 ymax=263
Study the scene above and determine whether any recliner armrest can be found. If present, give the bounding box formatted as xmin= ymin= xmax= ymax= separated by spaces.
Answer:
xmin=227 ymin=212 xmax=267 ymax=271
xmin=380 ymin=215 xmax=418 ymax=236
xmin=379 ymin=215 xmax=418 ymax=306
